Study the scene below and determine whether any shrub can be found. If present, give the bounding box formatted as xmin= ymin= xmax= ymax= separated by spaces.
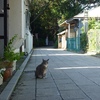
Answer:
xmin=54 ymin=39 xmax=58 ymax=48
xmin=80 ymin=32 xmax=88 ymax=53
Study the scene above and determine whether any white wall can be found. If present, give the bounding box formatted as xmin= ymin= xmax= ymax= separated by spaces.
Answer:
xmin=9 ymin=0 xmax=22 ymax=39
xmin=9 ymin=0 xmax=24 ymax=52
xmin=25 ymin=30 xmax=33 ymax=53
xmin=9 ymin=0 xmax=33 ymax=53
xmin=62 ymin=34 xmax=67 ymax=50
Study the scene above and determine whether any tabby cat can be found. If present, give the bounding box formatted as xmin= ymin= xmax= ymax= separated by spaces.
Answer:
xmin=35 ymin=59 xmax=49 ymax=79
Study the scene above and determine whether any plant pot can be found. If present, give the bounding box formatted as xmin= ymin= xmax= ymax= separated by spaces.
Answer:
xmin=3 ymin=67 xmax=13 ymax=82
xmin=12 ymin=60 xmax=17 ymax=72
xmin=0 ymin=74 xmax=3 ymax=85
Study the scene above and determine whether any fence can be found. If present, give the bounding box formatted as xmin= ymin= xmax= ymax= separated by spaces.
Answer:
xmin=67 ymin=37 xmax=80 ymax=52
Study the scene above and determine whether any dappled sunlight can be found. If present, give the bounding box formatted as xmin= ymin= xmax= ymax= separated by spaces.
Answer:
xmin=34 ymin=48 xmax=60 ymax=51
xmin=46 ymin=48 xmax=65 ymax=51
xmin=54 ymin=66 xmax=100 ymax=70
xmin=32 ymin=53 xmax=89 ymax=57
xmin=31 ymin=53 xmax=88 ymax=57
xmin=48 ymin=53 xmax=88 ymax=56
xmin=34 ymin=48 xmax=94 ymax=57
xmin=31 ymin=54 xmax=47 ymax=56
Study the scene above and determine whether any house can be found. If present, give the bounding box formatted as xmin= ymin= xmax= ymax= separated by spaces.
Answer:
xmin=59 ymin=18 xmax=82 ymax=51
xmin=0 ymin=0 xmax=33 ymax=57
xmin=57 ymin=30 xmax=67 ymax=50
xmin=59 ymin=6 xmax=100 ymax=52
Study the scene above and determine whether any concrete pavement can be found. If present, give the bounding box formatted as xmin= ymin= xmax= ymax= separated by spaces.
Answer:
xmin=2 ymin=47 xmax=100 ymax=100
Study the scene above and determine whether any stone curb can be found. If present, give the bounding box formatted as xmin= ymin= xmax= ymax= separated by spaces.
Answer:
xmin=0 ymin=50 xmax=33 ymax=100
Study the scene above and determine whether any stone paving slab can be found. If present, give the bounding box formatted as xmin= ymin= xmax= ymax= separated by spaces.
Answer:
xmin=10 ymin=71 xmax=36 ymax=100
xmin=36 ymin=95 xmax=62 ymax=100
xmin=57 ymin=83 xmax=80 ymax=91
xmin=60 ymin=90 xmax=91 ymax=100
xmin=36 ymin=88 xmax=60 ymax=96
xmin=37 ymin=82 xmax=56 ymax=89
xmin=10 ymin=94 xmax=35 ymax=100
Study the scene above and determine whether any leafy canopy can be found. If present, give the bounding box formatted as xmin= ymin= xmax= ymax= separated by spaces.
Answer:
xmin=29 ymin=0 xmax=100 ymax=46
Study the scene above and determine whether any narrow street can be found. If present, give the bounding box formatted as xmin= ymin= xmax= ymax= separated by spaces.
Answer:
xmin=10 ymin=47 xmax=100 ymax=100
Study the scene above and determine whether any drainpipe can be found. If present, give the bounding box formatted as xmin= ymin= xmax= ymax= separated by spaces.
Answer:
xmin=84 ymin=9 xmax=88 ymax=33
xmin=78 ymin=19 xmax=81 ymax=51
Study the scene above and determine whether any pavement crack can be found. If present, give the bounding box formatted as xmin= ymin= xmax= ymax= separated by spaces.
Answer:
xmin=35 ymin=77 xmax=37 ymax=100
xmin=49 ymin=70 xmax=64 ymax=100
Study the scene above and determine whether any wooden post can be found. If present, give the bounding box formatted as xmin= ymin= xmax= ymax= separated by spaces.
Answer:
xmin=4 ymin=0 xmax=8 ymax=47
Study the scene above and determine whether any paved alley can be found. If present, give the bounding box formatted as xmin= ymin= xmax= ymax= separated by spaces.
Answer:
xmin=10 ymin=48 xmax=100 ymax=100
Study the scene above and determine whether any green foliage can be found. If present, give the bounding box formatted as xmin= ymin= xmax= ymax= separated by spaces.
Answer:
xmin=87 ymin=29 xmax=100 ymax=53
xmin=30 ymin=0 xmax=100 ymax=47
xmin=88 ymin=18 xmax=95 ymax=29
xmin=30 ymin=0 xmax=89 ymax=43
xmin=80 ymin=32 xmax=88 ymax=53
xmin=88 ymin=18 xmax=100 ymax=30
xmin=38 ymin=38 xmax=45 ymax=47
xmin=87 ymin=29 xmax=96 ymax=52
xmin=87 ymin=18 xmax=100 ymax=52
xmin=81 ymin=18 xmax=100 ymax=53
xmin=33 ymin=38 xmax=45 ymax=47
xmin=33 ymin=38 xmax=39 ymax=47
xmin=95 ymin=21 xmax=100 ymax=29
xmin=54 ymin=38 xmax=58 ymax=48
xmin=4 ymin=35 xmax=23 ymax=62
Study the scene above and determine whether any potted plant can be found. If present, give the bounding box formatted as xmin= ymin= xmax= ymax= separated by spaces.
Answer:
xmin=3 ymin=35 xmax=23 ymax=82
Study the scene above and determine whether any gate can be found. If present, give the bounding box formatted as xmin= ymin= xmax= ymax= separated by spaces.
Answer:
xmin=67 ymin=37 xmax=80 ymax=52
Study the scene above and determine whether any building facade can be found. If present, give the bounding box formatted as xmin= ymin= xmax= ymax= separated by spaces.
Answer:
xmin=59 ymin=6 xmax=100 ymax=52
xmin=0 ymin=0 xmax=33 ymax=57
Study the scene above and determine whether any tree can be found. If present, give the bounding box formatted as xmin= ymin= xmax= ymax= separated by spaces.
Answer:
xmin=29 ymin=0 xmax=100 ymax=47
